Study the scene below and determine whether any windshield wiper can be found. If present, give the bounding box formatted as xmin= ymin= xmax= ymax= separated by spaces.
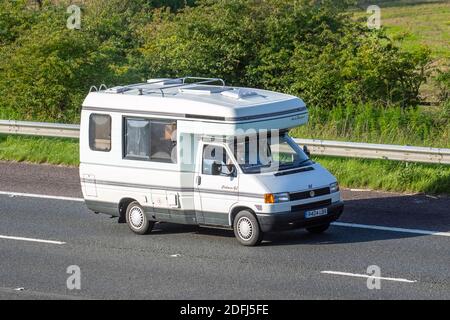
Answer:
xmin=296 ymin=159 xmax=311 ymax=166
xmin=278 ymin=159 xmax=311 ymax=171
xmin=244 ymin=161 xmax=272 ymax=169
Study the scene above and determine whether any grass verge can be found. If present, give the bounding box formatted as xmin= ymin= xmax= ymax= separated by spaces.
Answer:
xmin=315 ymin=156 xmax=450 ymax=195
xmin=0 ymin=135 xmax=449 ymax=195
xmin=291 ymin=104 xmax=450 ymax=149
xmin=0 ymin=135 xmax=79 ymax=166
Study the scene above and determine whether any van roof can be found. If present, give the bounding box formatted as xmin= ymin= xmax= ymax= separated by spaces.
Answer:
xmin=82 ymin=78 xmax=306 ymax=122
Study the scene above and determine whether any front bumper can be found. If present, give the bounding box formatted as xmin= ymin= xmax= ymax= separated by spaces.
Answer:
xmin=257 ymin=201 xmax=344 ymax=232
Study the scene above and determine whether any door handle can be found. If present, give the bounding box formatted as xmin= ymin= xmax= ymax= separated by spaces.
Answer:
xmin=196 ymin=176 xmax=202 ymax=186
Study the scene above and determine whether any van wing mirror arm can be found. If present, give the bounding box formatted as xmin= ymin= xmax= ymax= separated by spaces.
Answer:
xmin=228 ymin=165 xmax=237 ymax=177
xmin=211 ymin=162 xmax=222 ymax=176
xmin=303 ymin=145 xmax=311 ymax=158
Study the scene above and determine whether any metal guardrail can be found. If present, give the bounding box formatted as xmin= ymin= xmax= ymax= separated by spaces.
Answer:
xmin=0 ymin=120 xmax=449 ymax=165
xmin=294 ymin=139 xmax=450 ymax=165
xmin=0 ymin=120 xmax=80 ymax=139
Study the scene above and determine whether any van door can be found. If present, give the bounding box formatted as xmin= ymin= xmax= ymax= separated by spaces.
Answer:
xmin=194 ymin=143 xmax=239 ymax=227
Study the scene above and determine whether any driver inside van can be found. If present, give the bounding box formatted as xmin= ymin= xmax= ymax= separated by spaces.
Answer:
xmin=151 ymin=122 xmax=177 ymax=163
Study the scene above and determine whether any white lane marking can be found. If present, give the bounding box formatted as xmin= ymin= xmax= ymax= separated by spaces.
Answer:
xmin=0 ymin=235 xmax=66 ymax=245
xmin=321 ymin=271 xmax=417 ymax=283
xmin=0 ymin=190 xmax=83 ymax=202
xmin=332 ymin=222 xmax=450 ymax=238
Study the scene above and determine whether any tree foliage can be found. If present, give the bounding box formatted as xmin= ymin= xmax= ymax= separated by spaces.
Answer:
xmin=0 ymin=0 xmax=434 ymax=122
xmin=0 ymin=0 xmax=152 ymax=121
xmin=138 ymin=0 xmax=431 ymax=108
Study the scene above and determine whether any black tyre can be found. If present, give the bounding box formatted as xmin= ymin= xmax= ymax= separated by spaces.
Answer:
xmin=125 ymin=201 xmax=154 ymax=235
xmin=233 ymin=210 xmax=263 ymax=246
xmin=306 ymin=223 xmax=330 ymax=234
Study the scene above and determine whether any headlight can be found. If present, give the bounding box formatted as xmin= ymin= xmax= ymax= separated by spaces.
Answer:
xmin=330 ymin=182 xmax=340 ymax=193
xmin=264 ymin=192 xmax=290 ymax=204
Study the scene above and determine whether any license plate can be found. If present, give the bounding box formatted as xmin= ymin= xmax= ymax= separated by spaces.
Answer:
xmin=305 ymin=208 xmax=328 ymax=219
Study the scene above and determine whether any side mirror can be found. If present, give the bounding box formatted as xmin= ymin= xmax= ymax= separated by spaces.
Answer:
xmin=227 ymin=164 xmax=237 ymax=177
xmin=211 ymin=162 xmax=222 ymax=176
xmin=303 ymin=145 xmax=311 ymax=158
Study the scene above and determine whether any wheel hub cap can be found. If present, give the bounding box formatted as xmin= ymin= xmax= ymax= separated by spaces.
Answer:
xmin=130 ymin=207 xmax=144 ymax=229
xmin=238 ymin=217 xmax=253 ymax=240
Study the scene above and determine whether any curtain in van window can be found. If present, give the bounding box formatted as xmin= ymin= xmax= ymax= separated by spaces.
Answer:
xmin=126 ymin=119 xmax=150 ymax=159
xmin=89 ymin=114 xmax=111 ymax=152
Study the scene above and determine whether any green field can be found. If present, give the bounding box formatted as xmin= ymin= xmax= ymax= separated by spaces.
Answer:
xmin=356 ymin=0 xmax=450 ymax=101
xmin=382 ymin=2 xmax=449 ymax=60
xmin=357 ymin=1 xmax=449 ymax=59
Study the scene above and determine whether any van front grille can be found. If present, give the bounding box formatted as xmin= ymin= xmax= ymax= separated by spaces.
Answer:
xmin=291 ymin=199 xmax=332 ymax=212
xmin=290 ymin=187 xmax=330 ymax=201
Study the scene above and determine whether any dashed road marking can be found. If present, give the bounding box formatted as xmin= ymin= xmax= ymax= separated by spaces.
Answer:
xmin=0 ymin=235 xmax=66 ymax=245
xmin=0 ymin=190 xmax=83 ymax=202
xmin=321 ymin=271 xmax=417 ymax=283
xmin=332 ymin=222 xmax=450 ymax=237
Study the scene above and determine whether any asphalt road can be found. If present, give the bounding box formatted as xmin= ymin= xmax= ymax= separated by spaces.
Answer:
xmin=0 ymin=161 xmax=449 ymax=300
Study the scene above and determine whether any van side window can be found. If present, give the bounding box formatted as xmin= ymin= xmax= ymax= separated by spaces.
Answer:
xmin=124 ymin=118 xmax=151 ymax=160
xmin=202 ymin=145 xmax=234 ymax=176
xmin=123 ymin=118 xmax=177 ymax=163
xmin=89 ymin=114 xmax=111 ymax=152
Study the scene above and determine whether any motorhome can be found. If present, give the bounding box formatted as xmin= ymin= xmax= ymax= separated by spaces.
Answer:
xmin=80 ymin=77 xmax=344 ymax=246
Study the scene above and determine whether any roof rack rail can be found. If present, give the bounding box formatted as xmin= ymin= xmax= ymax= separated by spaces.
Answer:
xmin=89 ymin=84 xmax=108 ymax=93
xmin=143 ymin=76 xmax=226 ymax=97
xmin=182 ymin=77 xmax=225 ymax=87
xmin=90 ymin=77 xmax=226 ymax=97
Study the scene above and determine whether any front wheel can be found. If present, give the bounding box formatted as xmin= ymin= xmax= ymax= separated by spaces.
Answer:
xmin=233 ymin=211 xmax=263 ymax=246
xmin=306 ymin=223 xmax=330 ymax=234
xmin=126 ymin=201 xmax=154 ymax=235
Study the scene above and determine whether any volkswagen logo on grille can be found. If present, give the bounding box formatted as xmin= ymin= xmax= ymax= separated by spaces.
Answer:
xmin=309 ymin=190 xmax=315 ymax=197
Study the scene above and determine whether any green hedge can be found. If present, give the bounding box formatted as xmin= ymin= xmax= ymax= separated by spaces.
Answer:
xmin=0 ymin=0 xmax=435 ymax=123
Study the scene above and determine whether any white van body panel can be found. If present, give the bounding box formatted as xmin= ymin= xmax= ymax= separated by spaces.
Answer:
xmin=256 ymin=163 xmax=336 ymax=194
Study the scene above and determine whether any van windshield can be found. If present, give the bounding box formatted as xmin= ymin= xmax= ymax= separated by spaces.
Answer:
xmin=231 ymin=134 xmax=312 ymax=174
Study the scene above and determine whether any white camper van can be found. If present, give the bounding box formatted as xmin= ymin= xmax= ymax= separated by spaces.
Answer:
xmin=80 ymin=77 xmax=344 ymax=246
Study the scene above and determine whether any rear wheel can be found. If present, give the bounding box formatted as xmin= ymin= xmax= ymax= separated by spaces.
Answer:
xmin=233 ymin=211 xmax=263 ymax=246
xmin=126 ymin=201 xmax=154 ymax=235
xmin=306 ymin=223 xmax=330 ymax=234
